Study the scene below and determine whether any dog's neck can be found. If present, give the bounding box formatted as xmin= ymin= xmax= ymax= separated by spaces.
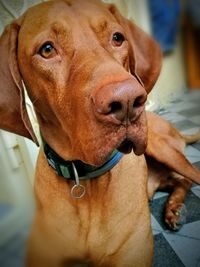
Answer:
xmin=42 ymin=139 xmax=123 ymax=180
xmin=42 ymin=139 xmax=123 ymax=199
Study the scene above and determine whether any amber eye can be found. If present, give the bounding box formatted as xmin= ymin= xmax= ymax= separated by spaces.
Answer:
xmin=112 ymin=32 xmax=125 ymax=46
xmin=39 ymin=42 xmax=57 ymax=58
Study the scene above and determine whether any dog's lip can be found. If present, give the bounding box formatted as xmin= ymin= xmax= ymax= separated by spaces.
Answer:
xmin=117 ymin=139 xmax=136 ymax=154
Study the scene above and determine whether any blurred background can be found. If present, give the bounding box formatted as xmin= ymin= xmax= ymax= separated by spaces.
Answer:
xmin=0 ymin=0 xmax=200 ymax=266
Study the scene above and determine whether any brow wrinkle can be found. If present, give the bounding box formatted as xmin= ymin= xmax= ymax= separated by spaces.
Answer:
xmin=51 ymin=21 xmax=71 ymax=38
xmin=91 ymin=19 xmax=108 ymax=34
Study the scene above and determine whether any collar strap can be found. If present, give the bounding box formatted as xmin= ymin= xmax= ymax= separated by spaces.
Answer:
xmin=43 ymin=141 xmax=123 ymax=180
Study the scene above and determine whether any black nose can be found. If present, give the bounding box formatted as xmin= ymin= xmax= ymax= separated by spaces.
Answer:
xmin=91 ymin=79 xmax=147 ymax=125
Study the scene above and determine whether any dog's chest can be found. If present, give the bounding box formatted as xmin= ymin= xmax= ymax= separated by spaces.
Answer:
xmin=34 ymin=152 xmax=150 ymax=262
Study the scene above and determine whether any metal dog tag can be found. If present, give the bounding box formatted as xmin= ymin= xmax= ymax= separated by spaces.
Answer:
xmin=70 ymin=162 xmax=86 ymax=199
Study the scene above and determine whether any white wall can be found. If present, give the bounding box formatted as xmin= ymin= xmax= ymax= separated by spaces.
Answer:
xmin=0 ymin=131 xmax=34 ymax=205
xmin=150 ymin=36 xmax=187 ymax=108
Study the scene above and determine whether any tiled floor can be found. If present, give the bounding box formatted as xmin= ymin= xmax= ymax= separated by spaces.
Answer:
xmin=0 ymin=91 xmax=200 ymax=267
xmin=151 ymin=91 xmax=200 ymax=267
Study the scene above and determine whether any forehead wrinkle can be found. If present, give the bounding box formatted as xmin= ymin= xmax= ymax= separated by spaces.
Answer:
xmin=51 ymin=21 xmax=72 ymax=42
xmin=18 ymin=2 xmax=71 ymax=41
xmin=89 ymin=13 xmax=123 ymax=36
xmin=21 ymin=0 xmax=74 ymax=33
xmin=91 ymin=19 xmax=108 ymax=34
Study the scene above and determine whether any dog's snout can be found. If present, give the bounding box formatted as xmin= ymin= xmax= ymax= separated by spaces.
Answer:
xmin=92 ymin=80 xmax=147 ymax=124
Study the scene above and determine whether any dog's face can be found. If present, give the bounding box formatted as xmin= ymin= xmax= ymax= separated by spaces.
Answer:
xmin=0 ymin=0 xmax=162 ymax=166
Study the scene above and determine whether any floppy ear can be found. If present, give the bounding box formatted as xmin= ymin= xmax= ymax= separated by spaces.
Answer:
xmin=108 ymin=4 xmax=162 ymax=93
xmin=146 ymin=113 xmax=200 ymax=185
xmin=0 ymin=21 xmax=38 ymax=144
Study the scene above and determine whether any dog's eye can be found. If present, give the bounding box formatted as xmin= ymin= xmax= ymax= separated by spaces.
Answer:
xmin=112 ymin=32 xmax=125 ymax=46
xmin=39 ymin=42 xmax=57 ymax=58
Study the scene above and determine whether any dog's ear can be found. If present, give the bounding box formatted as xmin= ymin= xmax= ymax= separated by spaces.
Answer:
xmin=0 ymin=20 xmax=38 ymax=144
xmin=108 ymin=4 xmax=162 ymax=93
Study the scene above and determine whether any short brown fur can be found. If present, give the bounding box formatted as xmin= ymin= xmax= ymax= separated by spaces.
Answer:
xmin=0 ymin=1 xmax=200 ymax=266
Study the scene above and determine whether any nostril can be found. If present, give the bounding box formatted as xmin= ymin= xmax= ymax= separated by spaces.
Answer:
xmin=133 ymin=95 xmax=146 ymax=108
xmin=109 ymin=101 xmax=122 ymax=114
xmin=91 ymin=82 xmax=147 ymax=124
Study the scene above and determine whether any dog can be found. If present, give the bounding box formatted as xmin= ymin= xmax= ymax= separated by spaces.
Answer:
xmin=0 ymin=0 xmax=200 ymax=266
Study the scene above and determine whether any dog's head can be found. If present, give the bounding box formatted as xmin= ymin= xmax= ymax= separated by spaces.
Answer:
xmin=0 ymin=0 xmax=162 ymax=166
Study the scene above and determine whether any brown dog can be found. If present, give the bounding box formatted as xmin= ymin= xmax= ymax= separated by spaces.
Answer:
xmin=0 ymin=0 xmax=200 ymax=266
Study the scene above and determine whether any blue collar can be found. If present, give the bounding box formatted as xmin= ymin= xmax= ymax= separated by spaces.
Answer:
xmin=43 ymin=141 xmax=123 ymax=180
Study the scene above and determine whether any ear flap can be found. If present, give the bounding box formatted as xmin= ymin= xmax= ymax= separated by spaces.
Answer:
xmin=146 ymin=113 xmax=200 ymax=184
xmin=108 ymin=4 xmax=162 ymax=93
xmin=0 ymin=21 xmax=38 ymax=144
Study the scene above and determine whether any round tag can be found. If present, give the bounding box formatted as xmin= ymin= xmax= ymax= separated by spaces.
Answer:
xmin=70 ymin=184 xmax=86 ymax=199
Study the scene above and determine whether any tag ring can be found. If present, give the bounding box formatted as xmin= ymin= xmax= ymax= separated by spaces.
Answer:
xmin=70 ymin=162 xmax=86 ymax=199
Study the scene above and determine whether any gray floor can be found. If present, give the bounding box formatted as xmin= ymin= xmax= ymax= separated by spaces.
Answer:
xmin=0 ymin=91 xmax=200 ymax=267
xmin=152 ymin=91 xmax=200 ymax=267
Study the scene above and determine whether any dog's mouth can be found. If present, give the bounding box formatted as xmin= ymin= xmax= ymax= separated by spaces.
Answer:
xmin=76 ymin=110 xmax=148 ymax=166
xmin=117 ymin=139 xmax=136 ymax=154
